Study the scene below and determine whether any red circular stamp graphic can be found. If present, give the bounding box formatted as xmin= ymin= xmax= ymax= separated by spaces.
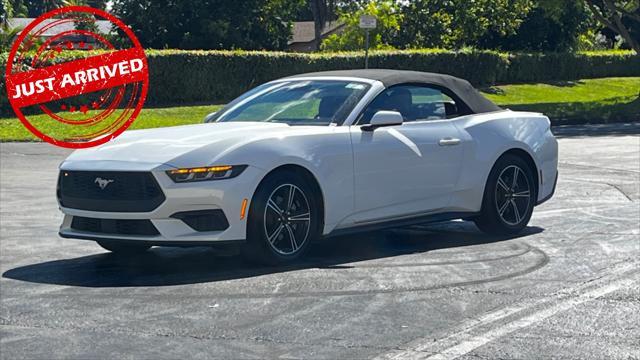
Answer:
xmin=4 ymin=6 xmax=148 ymax=148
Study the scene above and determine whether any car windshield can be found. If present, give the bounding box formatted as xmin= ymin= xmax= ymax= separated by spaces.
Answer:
xmin=214 ymin=80 xmax=371 ymax=126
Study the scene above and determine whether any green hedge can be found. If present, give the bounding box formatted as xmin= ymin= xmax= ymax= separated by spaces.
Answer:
xmin=2 ymin=49 xmax=638 ymax=115
xmin=504 ymin=52 xmax=639 ymax=83
xmin=1 ymin=52 xmax=8 ymax=116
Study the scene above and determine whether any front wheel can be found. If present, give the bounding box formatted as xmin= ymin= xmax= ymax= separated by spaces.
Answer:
xmin=97 ymin=240 xmax=151 ymax=254
xmin=474 ymin=154 xmax=536 ymax=235
xmin=243 ymin=170 xmax=322 ymax=265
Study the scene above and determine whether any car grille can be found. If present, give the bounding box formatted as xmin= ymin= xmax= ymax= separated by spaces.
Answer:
xmin=71 ymin=216 xmax=160 ymax=236
xmin=58 ymin=171 xmax=165 ymax=212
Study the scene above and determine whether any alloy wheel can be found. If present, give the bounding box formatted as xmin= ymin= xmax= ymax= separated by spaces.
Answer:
xmin=263 ymin=184 xmax=311 ymax=255
xmin=494 ymin=165 xmax=531 ymax=226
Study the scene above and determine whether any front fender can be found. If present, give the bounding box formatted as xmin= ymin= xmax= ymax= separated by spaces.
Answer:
xmin=210 ymin=127 xmax=355 ymax=235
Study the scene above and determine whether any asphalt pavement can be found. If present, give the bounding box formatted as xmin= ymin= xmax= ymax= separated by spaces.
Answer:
xmin=1 ymin=123 xmax=639 ymax=359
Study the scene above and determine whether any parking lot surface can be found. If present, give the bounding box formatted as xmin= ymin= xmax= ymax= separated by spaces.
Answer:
xmin=1 ymin=123 xmax=639 ymax=359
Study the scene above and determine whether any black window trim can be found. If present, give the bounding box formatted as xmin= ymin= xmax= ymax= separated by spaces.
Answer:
xmin=354 ymin=82 xmax=474 ymax=126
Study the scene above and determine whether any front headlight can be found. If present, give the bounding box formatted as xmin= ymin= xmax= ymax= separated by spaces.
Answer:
xmin=166 ymin=165 xmax=247 ymax=183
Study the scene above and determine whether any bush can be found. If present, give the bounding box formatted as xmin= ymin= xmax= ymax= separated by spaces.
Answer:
xmin=1 ymin=52 xmax=7 ymax=116
xmin=505 ymin=52 xmax=640 ymax=83
xmin=2 ymin=49 xmax=638 ymax=115
xmin=142 ymin=49 xmax=511 ymax=105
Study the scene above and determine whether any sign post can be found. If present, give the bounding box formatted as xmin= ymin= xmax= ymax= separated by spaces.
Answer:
xmin=359 ymin=15 xmax=377 ymax=69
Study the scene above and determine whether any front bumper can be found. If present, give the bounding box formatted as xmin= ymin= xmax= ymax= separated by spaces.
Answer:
xmin=58 ymin=165 xmax=265 ymax=244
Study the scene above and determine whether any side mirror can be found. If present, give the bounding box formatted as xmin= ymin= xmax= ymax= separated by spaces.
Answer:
xmin=362 ymin=110 xmax=403 ymax=131
xmin=203 ymin=111 xmax=217 ymax=123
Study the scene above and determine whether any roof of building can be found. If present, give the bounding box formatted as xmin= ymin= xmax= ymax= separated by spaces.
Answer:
xmin=289 ymin=21 xmax=344 ymax=44
xmin=6 ymin=18 xmax=113 ymax=36
xmin=287 ymin=69 xmax=502 ymax=114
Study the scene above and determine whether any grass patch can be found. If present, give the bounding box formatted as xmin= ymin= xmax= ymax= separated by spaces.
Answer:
xmin=482 ymin=77 xmax=639 ymax=123
xmin=0 ymin=104 xmax=222 ymax=142
xmin=1 ymin=77 xmax=638 ymax=141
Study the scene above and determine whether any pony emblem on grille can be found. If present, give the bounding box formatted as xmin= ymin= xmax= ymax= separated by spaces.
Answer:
xmin=94 ymin=177 xmax=115 ymax=190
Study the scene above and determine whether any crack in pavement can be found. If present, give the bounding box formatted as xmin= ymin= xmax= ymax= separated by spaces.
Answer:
xmin=374 ymin=261 xmax=639 ymax=360
xmin=559 ymin=161 xmax=640 ymax=174
xmin=560 ymin=178 xmax=638 ymax=202
xmin=0 ymin=321 xmax=399 ymax=353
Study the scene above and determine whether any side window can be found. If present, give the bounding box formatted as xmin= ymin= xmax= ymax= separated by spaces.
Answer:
xmin=410 ymin=87 xmax=457 ymax=121
xmin=358 ymin=85 xmax=461 ymax=125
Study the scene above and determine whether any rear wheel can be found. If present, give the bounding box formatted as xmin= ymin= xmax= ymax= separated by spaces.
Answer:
xmin=243 ymin=170 xmax=321 ymax=265
xmin=474 ymin=154 xmax=535 ymax=235
xmin=97 ymin=240 xmax=151 ymax=254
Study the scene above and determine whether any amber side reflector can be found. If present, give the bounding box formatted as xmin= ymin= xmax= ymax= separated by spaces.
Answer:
xmin=540 ymin=170 xmax=543 ymax=185
xmin=240 ymin=199 xmax=248 ymax=220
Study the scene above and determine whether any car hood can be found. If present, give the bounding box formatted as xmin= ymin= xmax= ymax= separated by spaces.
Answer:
xmin=61 ymin=122 xmax=302 ymax=171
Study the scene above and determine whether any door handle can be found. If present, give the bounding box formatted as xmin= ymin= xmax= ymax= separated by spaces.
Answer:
xmin=439 ymin=137 xmax=461 ymax=146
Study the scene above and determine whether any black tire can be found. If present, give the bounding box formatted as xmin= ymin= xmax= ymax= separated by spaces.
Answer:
xmin=242 ymin=170 xmax=322 ymax=265
xmin=97 ymin=240 xmax=151 ymax=254
xmin=474 ymin=154 xmax=536 ymax=235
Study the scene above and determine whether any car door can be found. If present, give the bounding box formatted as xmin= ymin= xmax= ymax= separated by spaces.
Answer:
xmin=348 ymin=84 xmax=465 ymax=224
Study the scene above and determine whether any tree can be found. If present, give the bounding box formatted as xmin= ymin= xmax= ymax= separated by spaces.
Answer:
xmin=584 ymin=0 xmax=639 ymax=52
xmin=23 ymin=0 xmax=63 ymax=17
xmin=4 ymin=0 xmax=27 ymax=19
xmin=61 ymin=0 xmax=99 ymax=33
xmin=62 ymin=0 xmax=108 ymax=9
xmin=86 ymin=0 xmax=107 ymax=10
xmin=1 ymin=0 xmax=12 ymax=26
xmin=293 ymin=0 xmax=313 ymax=21
xmin=0 ymin=23 xmax=22 ymax=51
xmin=395 ymin=0 xmax=534 ymax=49
xmin=321 ymin=0 xmax=401 ymax=51
xmin=325 ymin=0 xmax=534 ymax=50
xmin=110 ymin=0 xmax=298 ymax=50
xmin=479 ymin=0 xmax=591 ymax=51
xmin=308 ymin=0 xmax=336 ymax=50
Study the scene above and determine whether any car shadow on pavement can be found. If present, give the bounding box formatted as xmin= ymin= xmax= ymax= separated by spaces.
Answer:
xmin=3 ymin=221 xmax=543 ymax=288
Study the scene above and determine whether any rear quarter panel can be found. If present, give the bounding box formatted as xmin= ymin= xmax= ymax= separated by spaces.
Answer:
xmin=450 ymin=110 xmax=558 ymax=212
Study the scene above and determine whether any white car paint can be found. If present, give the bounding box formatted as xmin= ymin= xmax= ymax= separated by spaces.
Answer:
xmin=347 ymin=118 xmax=465 ymax=225
xmin=58 ymin=76 xmax=558 ymax=244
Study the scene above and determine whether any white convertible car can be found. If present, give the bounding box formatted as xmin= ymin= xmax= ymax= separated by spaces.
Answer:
xmin=57 ymin=69 xmax=558 ymax=264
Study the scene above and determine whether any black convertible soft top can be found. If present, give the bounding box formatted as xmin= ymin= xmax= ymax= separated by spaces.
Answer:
xmin=287 ymin=69 xmax=502 ymax=114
